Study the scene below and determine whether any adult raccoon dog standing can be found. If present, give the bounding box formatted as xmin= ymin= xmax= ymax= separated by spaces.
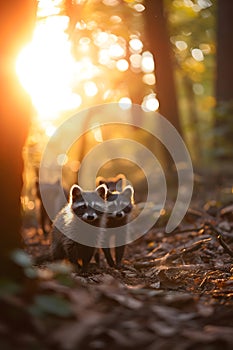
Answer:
xmin=39 ymin=184 xmax=107 ymax=271
xmin=96 ymin=174 xmax=134 ymax=267
xmin=103 ymin=185 xmax=135 ymax=267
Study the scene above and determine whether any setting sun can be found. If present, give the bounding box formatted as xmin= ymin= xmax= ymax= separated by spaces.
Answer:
xmin=16 ymin=15 xmax=78 ymax=121
xmin=15 ymin=0 xmax=158 ymax=129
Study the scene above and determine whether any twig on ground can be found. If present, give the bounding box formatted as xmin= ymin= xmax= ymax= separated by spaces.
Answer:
xmin=134 ymin=238 xmax=211 ymax=269
xmin=171 ymin=226 xmax=205 ymax=234
xmin=206 ymin=223 xmax=233 ymax=258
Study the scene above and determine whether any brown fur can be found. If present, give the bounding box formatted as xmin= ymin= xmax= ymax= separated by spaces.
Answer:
xmin=96 ymin=173 xmax=126 ymax=195
xmin=95 ymin=174 xmax=134 ymax=268
xmin=35 ymin=184 xmax=107 ymax=271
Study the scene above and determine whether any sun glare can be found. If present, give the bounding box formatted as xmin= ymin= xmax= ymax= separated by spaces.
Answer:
xmin=141 ymin=51 xmax=155 ymax=73
xmin=119 ymin=97 xmax=132 ymax=110
xmin=84 ymin=81 xmax=98 ymax=97
xmin=116 ymin=59 xmax=129 ymax=72
xmin=16 ymin=16 xmax=78 ymax=120
xmin=142 ymin=94 xmax=159 ymax=112
xmin=129 ymin=38 xmax=143 ymax=53
xmin=92 ymin=124 xmax=104 ymax=143
xmin=43 ymin=122 xmax=56 ymax=137
xmin=16 ymin=1 xmax=159 ymax=127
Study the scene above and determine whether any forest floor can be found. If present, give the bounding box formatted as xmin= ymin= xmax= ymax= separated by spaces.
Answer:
xmin=2 ymin=172 xmax=233 ymax=350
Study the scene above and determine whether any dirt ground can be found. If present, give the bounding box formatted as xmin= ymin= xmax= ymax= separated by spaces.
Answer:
xmin=2 ymin=173 xmax=233 ymax=350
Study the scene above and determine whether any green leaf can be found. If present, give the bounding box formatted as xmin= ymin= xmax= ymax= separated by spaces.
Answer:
xmin=32 ymin=294 xmax=73 ymax=318
xmin=11 ymin=249 xmax=32 ymax=267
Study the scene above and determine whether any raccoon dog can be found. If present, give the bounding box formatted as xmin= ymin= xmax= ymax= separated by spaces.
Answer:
xmin=96 ymin=174 xmax=134 ymax=267
xmin=96 ymin=173 xmax=126 ymax=194
xmin=37 ymin=184 xmax=107 ymax=271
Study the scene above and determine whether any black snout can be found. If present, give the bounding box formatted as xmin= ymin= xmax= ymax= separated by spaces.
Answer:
xmin=87 ymin=214 xmax=95 ymax=221
xmin=116 ymin=211 xmax=123 ymax=218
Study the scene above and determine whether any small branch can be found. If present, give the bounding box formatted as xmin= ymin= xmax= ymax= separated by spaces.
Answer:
xmin=208 ymin=223 xmax=233 ymax=258
xmin=134 ymin=238 xmax=211 ymax=269
xmin=180 ymin=238 xmax=211 ymax=255
xmin=171 ymin=226 xmax=205 ymax=234
xmin=217 ymin=234 xmax=233 ymax=258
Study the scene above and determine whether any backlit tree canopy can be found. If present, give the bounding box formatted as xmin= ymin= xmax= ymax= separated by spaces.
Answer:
xmin=16 ymin=0 xmax=159 ymax=136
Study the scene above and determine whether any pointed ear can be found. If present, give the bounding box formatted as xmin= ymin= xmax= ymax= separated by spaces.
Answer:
xmin=122 ymin=185 xmax=134 ymax=202
xmin=69 ymin=184 xmax=82 ymax=204
xmin=116 ymin=173 xmax=126 ymax=191
xmin=96 ymin=176 xmax=105 ymax=186
xmin=116 ymin=173 xmax=126 ymax=181
xmin=96 ymin=184 xmax=107 ymax=199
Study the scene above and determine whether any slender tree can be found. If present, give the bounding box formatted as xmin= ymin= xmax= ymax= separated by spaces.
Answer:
xmin=215 ymin=0 xmax=233 ymax=160
xmin=216 ymin=1 xmax=233 ymax=103
xmin=0 ymin=0 xmax=37 ymax=279
xmin=144 ymin=0 xmax=182 ymax=135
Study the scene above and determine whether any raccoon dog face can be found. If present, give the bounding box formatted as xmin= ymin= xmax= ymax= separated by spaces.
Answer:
xmin=69 ymin=184 xmax=107 ymax=222
xmin=107 ymin=185 xmax=134 ymax=220
xmin=96 ymin=173 xmax=126 ymax=193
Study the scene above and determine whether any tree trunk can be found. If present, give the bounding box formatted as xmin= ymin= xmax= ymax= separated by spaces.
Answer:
xmin=0 ymin=0 xmax=37 ymax=279
xmin=216 ymin=1 xmax=233 ymax=103
xmin=183 ymin=76 xmax=202 ymax=163
xmin=215 ymin=0 xmax=233 ymax=160
xmin=144 ymin=0 xmax=182 ymax=135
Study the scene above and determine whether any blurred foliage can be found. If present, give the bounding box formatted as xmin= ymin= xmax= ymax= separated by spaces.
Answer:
xmin=30 ymin=294 xmax=74 ymax=318
xmin=0 ymin=250 xmax=76 ymax=349
xmin=21 ymin=0 xmax=232 ymax=206
xmin=0 ymin=249 xmax=75 ymax=317
xmin=20 ymin=0 xmax=160 ymax=200
xmin=22 ymin=1 xmax=219 ymax=173
xmin=213 ymin=100 xmax=233 ymax=159
xmin=165 ymin=0 xmax=216 ymax=163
